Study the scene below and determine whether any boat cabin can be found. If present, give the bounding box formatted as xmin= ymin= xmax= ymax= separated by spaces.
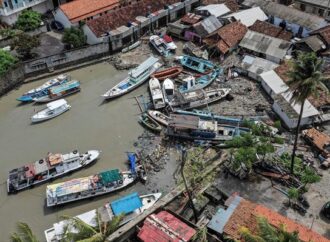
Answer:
xmin=129 ymin=56 xmax=160 ymax=83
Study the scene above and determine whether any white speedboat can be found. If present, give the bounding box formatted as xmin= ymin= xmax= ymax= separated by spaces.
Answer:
xmin=149 ymin=77 xmax=165 ymax=109
xmin=44 ymin=192 xmax=162 ymax=242
xmin=162 ymin=78 xmax=175 ymax=104
xmin=147 ymin=110 xmax=171 ymax=126
xmin=31 ymin=99 xmax=71 ymax=123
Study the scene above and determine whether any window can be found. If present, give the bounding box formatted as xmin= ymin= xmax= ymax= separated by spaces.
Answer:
xmin=319 ymin=8 xmax=324 ymax=16
xmin=300 ymin=3 xmax=305 ymax=11
xmin=4 ymin=1 xmax=8 ymax=7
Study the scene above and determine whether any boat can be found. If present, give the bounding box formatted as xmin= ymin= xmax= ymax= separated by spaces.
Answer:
xmin=17 ymin=74 xmax=69 ymax=102
xmin=44 ymin=192 xmax=161 ymax=242
xmin=170 ymin=88 xmax=231 ymax=110
xmin=102 ymin=56 xmax=162 ymax=100
xmin=178 ymin=69 xmax=221 ymax=93
xmin=46 ymin=164 xmax=145 ymax=207
xmin=147 ymin=110 xmax=171 ymax=126
xmin=31 ymin=99 xmax=71 ymax=123
xmin=139 ymin=113 xmax=162 ymax=132
xmin=149 ymin=77 xmax=165 ymax=109
xmin=149 ymin=35 xmax=171 ymax=56
xmin=33 ymin=80 xmax=81 ymax=103
xmin=162 ymin=78 xmax=175 ymax=104
xmin=7 ymin=150 xmax=100 ymax=194
xmin=178 ymin=55 xmax=215 ymax=74
xmin=162 ymin=34 xmax=177 ymax=51
xmin=151 ymin=66 xmax=183 ymax=81
xmin=183 ymin=42 xmax=209 ymax=60
xmin=122 ymin=41 xmax=141 ymax=53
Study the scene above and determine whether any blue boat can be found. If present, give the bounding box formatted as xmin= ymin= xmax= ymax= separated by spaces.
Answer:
xmin=17 ymin=75 xmax=69 ymax=102
xmin=179 ymin=55 xmax=215 ymax=74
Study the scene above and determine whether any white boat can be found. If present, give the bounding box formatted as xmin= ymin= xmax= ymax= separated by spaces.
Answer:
xmin=162 ymin=78 xmax=175 ymax=104
xmin=122 ymin=41 xmax=141 ymax=53
xmin=44 ymin=192 xmax=162 ymax=242
xmin=149 ymin=35 xmax=171 ymax=56
xmin=102 ymin=56 xmax=162 ymax=100
xmin=147 ymin=110 xmax=171 ymax=126
xmin=149 ymin=77 xmax=165 ymax=109
xmin=31 ymin=99 xmax=71 ymax=123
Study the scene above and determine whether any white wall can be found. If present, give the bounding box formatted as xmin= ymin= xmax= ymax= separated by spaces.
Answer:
xmin=54 ymin=8 xmax=73 ymax=28
xmin=83 ymin=24 xmax=104 ymax=45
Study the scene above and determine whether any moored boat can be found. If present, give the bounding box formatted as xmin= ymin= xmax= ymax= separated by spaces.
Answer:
xmin=149 ymin=77 xmax=165 ymax=109
xmin=139 ymin=113 xmax=162 ymax=132
xmin=162 ymin=78 xmax=175 ymax=104
xmin=33 ymin=80 xmax=81 ymax=103
xmin=151 ymin=66 xmax=183 ymax=81
xmin=44 ymin=192 xmax=162 ymax=242
xmin=149 ymin=35 xmax=171 ymax=57
xmin=7 ymin=150 xmax=100 ymax=194
xmin=31 ymin=99 xmax=71 ymax=123
xmin=122 ymin=41 xmax=141 ymax=53
xmin=147 ymin=110 xmax=171 ymax=126
xmin=102 ymin=56 xmax=161 ymax=100
xmin=178 ymin=55 xmax=215 ymax=74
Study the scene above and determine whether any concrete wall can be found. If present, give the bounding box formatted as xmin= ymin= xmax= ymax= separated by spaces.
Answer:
xmin=83 ymin=24 xmax=104 ymax=45
xmin=0 ymin=64 xmax=25 ymax=96
xmin=54 ymin=8 xmax=75 ymax=28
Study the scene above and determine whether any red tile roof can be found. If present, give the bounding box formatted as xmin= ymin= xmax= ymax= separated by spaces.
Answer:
xmin=60 ymin=0 xmax=120 ymax=23
xmin=249 ymin=20 xmax=292 ymax=41
xmin=201 ymin=0 xmax=239 ymax=12
xmin=311 ymin=25 xmax=330 ymax=45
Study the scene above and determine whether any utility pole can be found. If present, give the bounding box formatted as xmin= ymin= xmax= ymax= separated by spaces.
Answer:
xmin=180 ymin=148 xmax=198 ymax=223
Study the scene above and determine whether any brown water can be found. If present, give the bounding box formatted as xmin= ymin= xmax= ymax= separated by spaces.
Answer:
xmin=0 ymin=62 xmax=148 ymax=241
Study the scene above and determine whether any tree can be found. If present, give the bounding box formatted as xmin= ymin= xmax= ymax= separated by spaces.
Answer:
xmin=192 ymin=227 xmax=208 ymax=242
xmin=300 ymin=167 xmax=320 ymax=189
xmin=256 ymin=138 xmax=275 ymax=162
xmin=0 ymin=49 xmax=17 ymax=76
xmin=15 ymin=10 xmax=41 ymax=31
xmin=287 ymin=52 xmax=328 ymax=174
xmin=287 ymin=188 xmax=299 ymax=206
xmin=62 ymin=27 xmax=86 ymax=49
xmin=10 ymin=222 xmax=39 ymax=242
xmin=13 ymin=33 xmax=40 ymax=60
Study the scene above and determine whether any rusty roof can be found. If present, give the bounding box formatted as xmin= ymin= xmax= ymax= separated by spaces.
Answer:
xmin=249 ymin=20 xmax=292 ymax=41
xmin=181 ymin=13 xmax=203 ymax=25
xmin=311 ymin=25 xmax=330 ymax=45
xmin=302 ymin=128 xmax=330 ymax=155
xmin=201 ymin=0 xmax=239 ymax=12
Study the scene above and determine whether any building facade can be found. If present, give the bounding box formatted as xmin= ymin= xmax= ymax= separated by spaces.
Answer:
xmin=294 ymin=0 xmax=330 ymax=19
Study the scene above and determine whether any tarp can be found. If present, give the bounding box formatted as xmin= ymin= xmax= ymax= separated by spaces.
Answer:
xmin=127 ymin=153 xmax=136 ymax=174
xmin=99 ymin=169 xmax=121 ymax=185
xmin=110 ymin=192 xmax=142 ymax=216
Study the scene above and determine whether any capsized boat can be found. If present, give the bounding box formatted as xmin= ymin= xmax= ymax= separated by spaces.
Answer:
xmin=178 ymin=55 xmax=215 ymax=74
xmin=149 ymin=35 xmax=171 ymax=56
xmin=122 ymin=41 xmax=141 ymax=53
xmin=33 ymin=80 xmax=81 ymax=103
xmin=102 ymin=56 xmax=162 ymax=100
xmin=149 ymin=77 xmax=165 ymax=109
xmin=151 ymin=66 xmax=183 ymax=81
xmin=7 ymin=150 xmax=100 ymax=194
xmin=147 ymin=110 xmax=171 ymax=126
xmin=17 ymin=74 xmax=69 ymax=102
xmin=46 ymin=164 xmax=145 ymax=207
xmin=139 ymin=113 xmax=162 ymax=132
xmin=31 ymin=99 xmax=71 ymax=123
xmin=44 ymin=192 xmax=161 ymax=242
xmin=162 ymin=78 xmax=175 ymax=104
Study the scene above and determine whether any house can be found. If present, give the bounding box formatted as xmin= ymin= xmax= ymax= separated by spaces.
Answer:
xmin=188 ymin=15 xmax=223 ymax=41
xmin=310 ymin=25 xmax=330 ymax=48
xmin=239 ymin=30 xmax=291 ymax=64
xmin=242 ymin=0 xmax=328 ymax=37
xmin=208 ymin=194 xmax=330 ymax=242
xmin=168 ymin=13 xmax=203 ymax=39
xmin=294 ymin=35 xmax=327 ymax=53
xmin=224 ymin=7 xmax=268 ymax=27
xmin=249 ymin=20 xmax=293 ymax=41
xmin=138 ymin=210 xmax=196 ymax=242
xmin=0 ymin=0 xmax=53 ymax=24
xmin=294 ymin=0 xmax=330 ymax=19
xmin=203 ymin=21 xmax=247 ymax=58
xmin=201 ymin=0 xmax=239 ymax=12
xmin=195 ymin=4 xmax=231 ymax=19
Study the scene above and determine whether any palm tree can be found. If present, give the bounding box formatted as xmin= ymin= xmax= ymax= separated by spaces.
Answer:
xmin=286 ymin=52 xmax=328 ymax=174
xmin=10 ymin=222 xmax=39 ymax=242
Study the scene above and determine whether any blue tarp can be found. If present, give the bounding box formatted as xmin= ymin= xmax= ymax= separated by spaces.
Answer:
xmin=110 ymin=192 xmax=142 ymax=216
xmin=127 ymin=153 xmax=136 ymax=174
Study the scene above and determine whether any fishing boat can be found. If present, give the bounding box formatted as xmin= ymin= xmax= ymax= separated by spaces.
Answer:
xmin=178 ymin=55 xmax=215 ymax=74
xmin=102 ymin=56 xmax=162 ymax=100
xmin=149 ymin=35 xmax=171 ymax=56
xmin=122 ymin=41 xmax=141 ymax=53
xmin=162 ymin=78 xmax=175 ymax=104
xmin=147 ymin=110 xmax=171 ymax=126
xmin=162 ymin=34 xmax=177 ymax=51
xmin=170 ymin=88 xmax=231 ymax=110
xmin=31 ymin=99 xmax=71 ymax=123
xmin=33 ymin=80 xmax=81 ymax=103
xmin=139 ymin=113 xmax=162 ymax=132
xmin=149 ymin=77 xmax=165 ymax=109
xmin=151 ymin=66 xmax=183 ymax=81
xmin=17 ymin=74 xmax=69 ymax=102
xmin=7 ymin=149 xmax=100 ymax=194
xmin=178 ymin=69 xmax=221 ymax=93
xmin=44 ymin=192 xmax=161 ymax=242
xmin=46 ymin=164 xmax=145 ymax=207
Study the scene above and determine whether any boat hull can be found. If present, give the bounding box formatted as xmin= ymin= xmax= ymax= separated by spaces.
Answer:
xmin=31 ymin=104 xmax=71 ymax=123
xmin=152 ymin=66 xmax=183 ymax=81
xmin=147 ymin=110 xmax=170 ymax=126
xmin=33 ymin=88 xmax=80 ymax=103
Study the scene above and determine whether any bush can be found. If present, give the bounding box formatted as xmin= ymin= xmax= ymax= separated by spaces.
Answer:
xmin=0 ymin=49 xmax=17 ymax=76
xmin=15 ymin=10 xmax=42 ymax=31
xmin=62 ymin=27 xmax=86 ymax=49
xmin=13 ymin=33 xmax=40 ymax=60
xmin=273 ymin=136 xmax=285 ymax=144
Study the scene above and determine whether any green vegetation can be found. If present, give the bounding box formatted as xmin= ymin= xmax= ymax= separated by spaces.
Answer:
xmin=0 ymin=28 xmax=20 ymax=39
xmin=13 ymin=33 xmax=40 ymax=60
xmin=192 ymin=226 xmax=208 ymax=242
xmin=10 ymin=222 xmax=39 ymax=242
xmin=62 ymin=27 xmax=86 ymax=49
xmin=15 ymin=10 xmax=42 ymax=32
xmin=0 ymin=49 xmax=17 ymax=76
xmin=287 ymin=188 xmax=299 ymax=205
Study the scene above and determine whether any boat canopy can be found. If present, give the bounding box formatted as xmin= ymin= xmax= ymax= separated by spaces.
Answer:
xmin=48 ymin=153 xmax=63 ymax=166
xmin=47 ymin=177 xmax=92 ymax=197
xmin=99 ymin=169 xmax=122 ymax=185
xmin=110 ymin=192 xmax=142 ymax=216
xmin=46 ymin=99 xmax=67 ymax=110
xmin=127 ymin=153 xmax=136 ymax=174
xmin=130 ymin=56 xmax=159 ymax=79
xmin=49 ymin=80 xmax=80 ymax=94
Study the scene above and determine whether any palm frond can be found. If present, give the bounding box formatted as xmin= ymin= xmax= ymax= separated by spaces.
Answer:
xmin=104 ymin=214 xmax=125 ymax=237
xmin=61 ymin=215 xmax=98 ymax=242
xmin=256 ymin=217 xmax=278 ymax=242
xmin=15 ymin=222 xmax=39 ymax=242
xmin=240 ymin=227 xmax=265 ymax=242
xmin=10 ymin=233 xmax=23 ymax=242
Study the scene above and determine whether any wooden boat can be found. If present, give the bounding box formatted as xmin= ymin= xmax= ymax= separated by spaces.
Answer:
xmin=151 ymin=66 xmax=183 ymax=81
xmin=178 ymin=55 xmax=215 ymax=74
xmin=102 ymin=56 xmax=162 ymax=100
xmin=147 ymin=110 xmax=171 ymax=126
xmin=139 ymin=113 xmax=162 ymax=132
xmin=162 ymin=34 xmax=177 ymax=51
xmin=7 ymin=150 xmax=100 ymax=194
xmin=122 ymin=41 xmax=141 ymax=53
xmin=162 ymin=78 xmax=175 ymax=104
xmin=17 ymin=74 xmax=69 ymax=102
xmin=31 ymin=99 xmax=71 ymax=123
xmin=149 ymin=35 xmax=171 ymax=56
xmin=33 ymin=80 xmax=81 ymax=103
xmin=44 ymin=192 xmax=161 ymax=242
xmin=149 ymin=77 xmax=165 ymax=109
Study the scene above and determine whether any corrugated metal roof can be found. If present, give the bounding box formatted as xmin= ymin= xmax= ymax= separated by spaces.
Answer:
xmin=225 ymin=7 xmax=267 ymax=27
xmin=260 ymin=70 xmax=287 ymax=94
xmin=110 ymin=192 xmax=142 ymax=216
xmin=193 ymin=15 xmax=223 ymax=37
xmin=241 ymin=56 xmax=279 ymax=76
xmin=130 ymin=56 xmax=159 ymax=79
xmin=196 ymin=4 xmax=231 ymax=18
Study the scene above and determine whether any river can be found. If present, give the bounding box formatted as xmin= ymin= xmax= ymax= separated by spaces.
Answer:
xmin=0 ymin=62 xmax=150 ymax=240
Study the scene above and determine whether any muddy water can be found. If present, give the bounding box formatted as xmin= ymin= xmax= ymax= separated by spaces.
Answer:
xmin=0 ymin=62 xmax=149 ymax=240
